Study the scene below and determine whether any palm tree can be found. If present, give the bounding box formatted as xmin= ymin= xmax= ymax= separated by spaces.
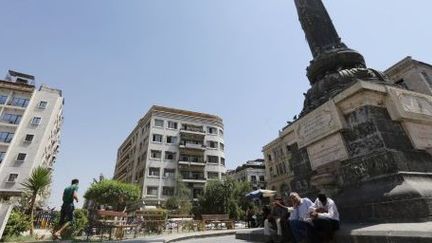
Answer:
xmin=21 ymin=166 xmax=51 ymax=236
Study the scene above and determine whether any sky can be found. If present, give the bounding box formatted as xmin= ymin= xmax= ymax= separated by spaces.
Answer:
xmin=0 ymin=0 xmax=431 ymax=208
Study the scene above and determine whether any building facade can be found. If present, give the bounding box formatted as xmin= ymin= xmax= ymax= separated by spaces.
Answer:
xmin=227 ymin=159 xmax=266 ymax=190
xmin=0 ymin=70 xmax=63 ymax=197
xmin=113 ymin=105 xmax=226 ymax=206
xmin=0 ymin=70 xmax=63 ymax=236
xmin=262 ymin=133 xmax=295 ymax=196
xmin=385 ymin=56 xmax=432 ymax=96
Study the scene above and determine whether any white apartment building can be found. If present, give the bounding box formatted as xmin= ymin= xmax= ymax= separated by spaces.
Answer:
xmin=0 ymin=70 xmax=63 ymax=236
xmin=227 ymin=159 xmax=266 ymax=190
xmin=114 ymin=105 xmax=226 ymax=206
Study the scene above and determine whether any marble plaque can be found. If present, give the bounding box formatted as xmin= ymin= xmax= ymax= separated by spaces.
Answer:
xmin=296 ymin=101 xmax=345 ymax=148
xmin=387 ymin=87 xmax=432 ymax=123
xmin=403 ymin=122 xmax=432 ymax=150
xmin=307 ymin=133 xmax=349 ymax=170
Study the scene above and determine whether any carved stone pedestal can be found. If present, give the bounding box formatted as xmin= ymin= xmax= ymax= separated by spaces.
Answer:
xmin=279 ymin=81 xmax=432 ymax=222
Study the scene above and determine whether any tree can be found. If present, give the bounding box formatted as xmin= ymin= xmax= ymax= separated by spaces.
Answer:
xmin=84 ymin=179 xmax=140 ymax=211
xmin=165 ymin=176 xmax=192 ymax=215
xmin=2 ymin=209 xmax=31 ymax=238
xmin=197 ymin=178 xmax=252 ymax=220
xmin=20 ymin=166 xmax=51 ymax=236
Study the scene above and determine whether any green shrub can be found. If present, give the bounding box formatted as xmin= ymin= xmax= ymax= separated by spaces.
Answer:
xmin=72 ymin=209 xmax=89 ymax=236
xmin=3 ymin=209 xmax=31 ymax=238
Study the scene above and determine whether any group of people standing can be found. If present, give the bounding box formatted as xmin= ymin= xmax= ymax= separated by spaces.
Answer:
xmin=263 ymin=192 xmax=340 ymax=243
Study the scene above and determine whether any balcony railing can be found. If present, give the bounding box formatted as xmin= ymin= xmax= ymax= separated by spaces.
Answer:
xmin=179 ymin=143 xmax=206 ymax=150
xmin=180 ymin=127 xmax=205 ymax=134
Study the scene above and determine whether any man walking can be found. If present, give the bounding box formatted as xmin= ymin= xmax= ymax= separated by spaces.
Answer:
xmin=53 ymin=179 xmax=79 ymax=239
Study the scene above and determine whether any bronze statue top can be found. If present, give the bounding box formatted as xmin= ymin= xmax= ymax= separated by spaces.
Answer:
xmin=293 ymin=0 xmax=387 ymax=116
xmin=294 ymin=0 xmax=366 ymax=85
xmin=294 ymin=0 xmax=345 ymax=57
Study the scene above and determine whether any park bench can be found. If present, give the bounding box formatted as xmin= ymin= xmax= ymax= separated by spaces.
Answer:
xmin=136 ymin=209 xmax=167 ymax=234
xmin=201 ymin=214 xmax=234 ymax=230
xmin=167 ymin=214 xmax=198 ymax=232
xmin=94 ymin=210 xmax=136 ymax=240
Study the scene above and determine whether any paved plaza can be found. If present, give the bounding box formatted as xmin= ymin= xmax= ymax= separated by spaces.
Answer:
xmin=179 ymin=235 xmax=248 ymax=243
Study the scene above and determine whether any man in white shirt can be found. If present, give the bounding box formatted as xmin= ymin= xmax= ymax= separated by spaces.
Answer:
xmin=288 ymin=192 xmax=314 ymax=243
xmin=310 ymin=193 xmax=340 ymax=242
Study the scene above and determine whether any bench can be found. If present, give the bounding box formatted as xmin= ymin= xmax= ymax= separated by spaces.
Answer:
xmin=201 ymin=214 xmax=234 ymax=230
xmin=136 ymin=210 xmax=167 ymax=234
xmin=95 ymin=210 xmax=135 ymax=240
xmin=166 ymin=214 xmax=198 ymax=232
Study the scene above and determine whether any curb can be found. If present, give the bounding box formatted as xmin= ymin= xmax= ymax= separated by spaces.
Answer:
xmin=124 ymin=230 xmax=237 ymax=243
xmin=167 ymin=230 xmax=236 ymax=242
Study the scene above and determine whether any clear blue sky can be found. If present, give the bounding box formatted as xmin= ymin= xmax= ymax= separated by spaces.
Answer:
xmin=0 ymin=0 xmax=430 ymax=208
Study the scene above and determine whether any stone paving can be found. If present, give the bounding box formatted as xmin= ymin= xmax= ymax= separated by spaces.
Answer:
xmin=179 ymin=235 xmax=248 ymax=243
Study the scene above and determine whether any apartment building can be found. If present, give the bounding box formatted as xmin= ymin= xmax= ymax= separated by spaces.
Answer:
xmin=0 ymin=70 xmax=63 ymax=236
xmin=262 ymin=134 xmax=295 ymax=197
xmin=113 ymin=105 xmax=226 ymax=206
xmin=227 ymin=159 xmax=266 ymax=190
xmin=385 ymin=56 xmax=432 ymax=95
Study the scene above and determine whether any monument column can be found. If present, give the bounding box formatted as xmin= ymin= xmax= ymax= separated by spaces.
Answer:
xmin=288 ymin=0 xmax=432 ymax=223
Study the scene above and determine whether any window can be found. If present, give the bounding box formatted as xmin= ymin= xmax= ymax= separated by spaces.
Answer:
xmin=152 ymin=134 xmax=163 ymax=143
xmin=219 ymin=129 xmax=224 ymax=136
xmin=221 ymin=157 xmax=225 ymax=166
xmin=0 ymin=95 xmax=8 ymax=105
xmin=10 ymin=97 xmax=29 ymax=107
xmin=38 ymin=101 xmax=48 ymax=109
xmin=207 ymin=126 xmax=217 ymax=134
xmin=259 ymin=176 xmax=265 ymax=182
xmin=148 ymin=167 xmax=160 ymax=177
xmin=251 ymin=175 xmax=257 ymax=182
xmin=0 ymin=132 xmax=14 ymax=143
xmin=162 ymin=187 xmax=175 ymax=196
xmin=8 ymin=173 xmax=18 ymax=182
xmin=220 ymin=143 xmax=224 ymax=151
xmin=1 ymin=113 xmax=22 ymax=124
xmin=165 ymin=151 xmax=176 ymax=160
xmin=166 ymin=136 xmax=177 ymax=144
xmin=207 ymin=155 xmax=219 ymax=164
xmin=150 ymin=150 xmax=162 ymax=159
xmin=267 ymin=154 xmax=272 ymax=161
xmin=167 ymin=121 xmax=178 ymax=129
xmin=395 ymin=79 xmax=408 ymax=89
xmin=0 ymin=152 xmax=5 ymax=162
xmin=163 ymin=169 xmax=176 ymax=178
xmin=147 ymin=186 xmax=158 ymax=196
xmin=421 ymin=71 xmax=432 ymax=86
xmin=207 ymin=140 xmax=218 ymax=149
xmin=16 ymin=153 xmax=26 ymax=161
xmin=154 ymin=119 xmax=164 ymax=127
xmin=31 ymin=117 xmax=41 ymax=126
xmin=207 ymin=172 xmax=219 ymax=179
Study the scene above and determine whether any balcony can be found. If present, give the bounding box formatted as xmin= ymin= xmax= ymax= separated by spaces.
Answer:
xmin=179 ymin=142 xmax=206 ymax=151
xmin=178 ymin=155 xmax=205 ymax=166
xmin=180 ymin=126 xmax=206 ymax=136
xmin=181 ymin=177 xmax=206 ymax=184
xmin=179 ymin=160 xmax=206 ymax=167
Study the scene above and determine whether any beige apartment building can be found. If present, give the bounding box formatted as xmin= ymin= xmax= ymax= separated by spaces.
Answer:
xmin=227 ymin=159 xmax=266 ymax=190
xmin=114 ymin=105 xmax=226 ymax=206
xmin=385 ymin=56 xmax=432 ymax=96
xmin=262 ymin=134 xmax=294 ymax=196
xmin=0 ymin=70 xmax=63 ymax=236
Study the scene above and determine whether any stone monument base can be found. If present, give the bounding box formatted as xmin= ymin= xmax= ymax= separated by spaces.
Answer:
xmin=235 ymin=222 xmax=432 ymax=243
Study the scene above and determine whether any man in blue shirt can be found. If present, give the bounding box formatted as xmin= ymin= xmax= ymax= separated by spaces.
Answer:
xmin=288 ymin=192 xmax=314 ymax=243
